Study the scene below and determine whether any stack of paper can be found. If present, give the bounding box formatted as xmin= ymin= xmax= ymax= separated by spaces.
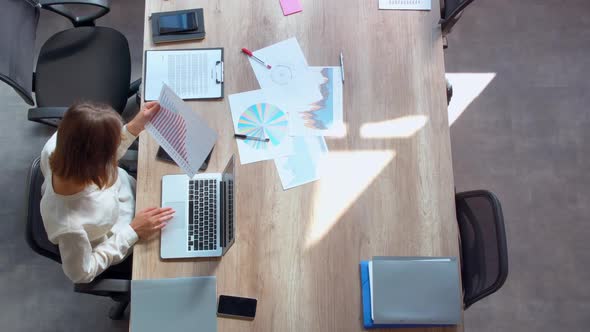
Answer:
xmin=229 ymin=38 xmax=344 ymax=190
xmin=360 ymin=257 xmax=461 ymax=329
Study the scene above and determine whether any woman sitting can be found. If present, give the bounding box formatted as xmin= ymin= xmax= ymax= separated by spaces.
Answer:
xmin=40 ymin=102 xmax=174 ymax=283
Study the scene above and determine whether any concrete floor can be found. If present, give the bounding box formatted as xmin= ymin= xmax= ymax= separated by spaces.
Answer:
xmin=0 ymin=0 xmax=588 ymax=331
xmin=0 ymin=1 xmax=144 ymax=331
xmin=445 ymin=0 xmax=590 ymax=331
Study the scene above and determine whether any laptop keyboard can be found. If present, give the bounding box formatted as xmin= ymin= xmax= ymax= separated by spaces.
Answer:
xmin=228 ymin=180 xmax=234 ymax=242
xmin=188 ymin=179 xmax=218 ymax=251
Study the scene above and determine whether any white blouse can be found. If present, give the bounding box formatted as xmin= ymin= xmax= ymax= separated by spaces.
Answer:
xmin=40 ymin=126 xmax=139 ymax=283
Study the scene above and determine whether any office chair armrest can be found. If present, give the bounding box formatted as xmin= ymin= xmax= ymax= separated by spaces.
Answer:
xmin=119 ymin=150 xmax=138 ymax=175
xmin=120 ymin=150 xmax=138 ymax=162
xmin=128 ymin=78 xmax=142 ymax=99
xmin=28 ymin=107 xmax=68 ymax=127
xmin=39 ymin=0 xmax=111 ymax=27
xmin=74 ymin=279 xmax=130 ymax=297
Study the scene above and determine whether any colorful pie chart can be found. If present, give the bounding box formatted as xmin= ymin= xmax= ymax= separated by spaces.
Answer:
xmin=237 ymin=103 xmax=289 ymax=150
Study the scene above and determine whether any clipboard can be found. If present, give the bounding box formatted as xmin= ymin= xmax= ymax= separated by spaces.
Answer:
xmin=143 ymin=48 xmax=224 ymax=101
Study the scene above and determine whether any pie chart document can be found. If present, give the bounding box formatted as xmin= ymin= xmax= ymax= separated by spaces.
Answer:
xmin=228 ymin=89 xmax=294 ymax=164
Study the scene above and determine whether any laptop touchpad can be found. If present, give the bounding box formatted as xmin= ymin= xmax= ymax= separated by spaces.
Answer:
xmin=163 ymin=202 xmax=186 ymax=230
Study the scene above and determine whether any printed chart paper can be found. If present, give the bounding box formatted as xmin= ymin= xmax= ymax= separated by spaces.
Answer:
xmin=274 ymin=136 xmax=328 ymax=190
xmin=249 ymin=38 xmax=322 ymax=113
xmin=145 ymin=84 xmax=217 ymax=177
xmin=229 ymin=90 xmax=294 ymax=164
xmin=144 ymin=49 xmax=223 ymax=101
xmin=378 ymin=0 xmax=431 ymax=11
xmin=289 ymin=67 xmax=344 ymax=136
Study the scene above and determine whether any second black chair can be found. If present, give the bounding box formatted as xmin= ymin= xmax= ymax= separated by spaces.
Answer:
xmin=455 ymin=190 xmax=509 ymax=309
xmin=440 ymin=0 xmax=476 ymax=48
xmin=0 ymin=0 xmax=140 ymax=127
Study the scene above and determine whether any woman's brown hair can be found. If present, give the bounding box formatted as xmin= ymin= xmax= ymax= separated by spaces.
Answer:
xmin=49 ymin=102 xmax=123 ymax=189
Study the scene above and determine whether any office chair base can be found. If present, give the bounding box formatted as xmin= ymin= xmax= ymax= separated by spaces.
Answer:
xmin=108 ymin=300 xmax=129 ymax=320
xmin=446 ymin=78 xmax=453 ymax=105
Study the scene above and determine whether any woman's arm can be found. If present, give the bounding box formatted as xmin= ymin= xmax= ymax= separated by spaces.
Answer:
xmin=40 ymin=132 xmax=58 ymax=178
xmin=56 ymin=207 xmax=174 ymax=283
xmin=126 ymin=101 xmax=160 ymax=136
xmin=116 ymin=102 xmax=161 ymax=160
xmin=116 ymin=125 xmax=138 ymax=160
xmin=56 ymin=225 xmax=138 ymax=283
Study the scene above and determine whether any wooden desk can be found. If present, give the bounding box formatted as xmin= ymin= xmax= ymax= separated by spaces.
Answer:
xmin=133 ymin=1 xmax=460 ymax=331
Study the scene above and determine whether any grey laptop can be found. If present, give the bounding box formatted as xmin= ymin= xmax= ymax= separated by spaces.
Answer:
xmin=130 ymin=276 xmax=217 ymax=332
xmin=161 ymin=155 xmax=235 ymax=259
xmin=371 ymin=256 xmax=461 ymax=325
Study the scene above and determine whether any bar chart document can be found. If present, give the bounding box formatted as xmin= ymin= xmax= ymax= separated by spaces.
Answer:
xmin=144 ymin=49 xmax=224 ymax=101
xmin=145 ymin=84 xmax=217 ymax=177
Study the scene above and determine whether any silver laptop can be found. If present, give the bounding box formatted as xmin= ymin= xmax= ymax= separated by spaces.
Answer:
xmin=371 ymin=256 xmax=461 ymax=325
xmin=160 ymin=155 xmax=235 ymax=259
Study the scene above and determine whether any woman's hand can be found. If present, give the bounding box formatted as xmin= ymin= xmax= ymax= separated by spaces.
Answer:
xmin=130 ymin=207 xmax=175 ymax=239
xmin=127 ymin=102 xmax=161 ymax=136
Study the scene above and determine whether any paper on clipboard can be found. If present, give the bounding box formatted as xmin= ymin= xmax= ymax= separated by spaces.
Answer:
xmin=144 ymin=49 xmax=224 ymax=101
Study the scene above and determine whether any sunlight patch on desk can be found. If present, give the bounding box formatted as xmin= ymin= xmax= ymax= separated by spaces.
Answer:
xmin=446 ymin=73 xmax=496 ymax=126
xmin=329 ymin=123 xmax=348 ymax=138
xmin=359 ymin=115 xmax=428 ymax=139
xmin=305 ymin=150 xmax=396 ymax=249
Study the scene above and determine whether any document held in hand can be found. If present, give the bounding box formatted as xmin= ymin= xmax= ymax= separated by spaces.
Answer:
xmin=145 ymin=84 xmax=217 ymax=178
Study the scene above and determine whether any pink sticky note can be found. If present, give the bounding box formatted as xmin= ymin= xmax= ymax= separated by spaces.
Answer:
xmin=280 ymin=0 xmax=303 ymax=16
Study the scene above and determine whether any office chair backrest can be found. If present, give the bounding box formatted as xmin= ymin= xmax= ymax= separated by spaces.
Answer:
xmin=26 ymin=157 xmax=62 ymax=264
xmin=0 ymin=0 xmax=40 ymax=105
xmin=441 ymin=0 xmax=475 ymax=35
xmin=455 ymin=190 xmax=508 ymax=309
xmin=26 ymin=157 xmax=131 ymax=320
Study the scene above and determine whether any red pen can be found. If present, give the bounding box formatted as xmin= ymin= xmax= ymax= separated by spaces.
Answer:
xmin=241 ymin=48 xmax=272 ymax=69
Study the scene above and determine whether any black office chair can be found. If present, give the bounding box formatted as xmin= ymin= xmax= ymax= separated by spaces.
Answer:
xmin=440 ymin=1 xmax=476 ymax=104
xmin=455 ymin=190 xmax=509 ymax=309
xmin=0 ymin=0 xmax=141 ymax=127
xmin=25 ymin=157 xmax=133 ymax=320
xmin=440 ymin=0 xmax=476 ymax=49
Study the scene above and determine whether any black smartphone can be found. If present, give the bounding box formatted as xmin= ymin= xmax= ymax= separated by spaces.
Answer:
xmin=158 ymin=12 xmax=198 ymax=35
xmin=217 ymin=295 xmax=257 ymax=320
xmin=156 ymin=147 xmax=212 ymax=171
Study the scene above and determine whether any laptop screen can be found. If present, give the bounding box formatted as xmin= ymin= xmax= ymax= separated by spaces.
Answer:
xmin=221 ymin=155 xmax=235 ymax=251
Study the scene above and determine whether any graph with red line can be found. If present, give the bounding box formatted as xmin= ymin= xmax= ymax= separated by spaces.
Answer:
xmin=145 ymin=84 xmax=217 ymax=177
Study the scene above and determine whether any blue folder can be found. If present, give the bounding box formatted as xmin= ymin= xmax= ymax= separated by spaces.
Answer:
xmin=359 ymin=261 xmax=440 ymax=329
